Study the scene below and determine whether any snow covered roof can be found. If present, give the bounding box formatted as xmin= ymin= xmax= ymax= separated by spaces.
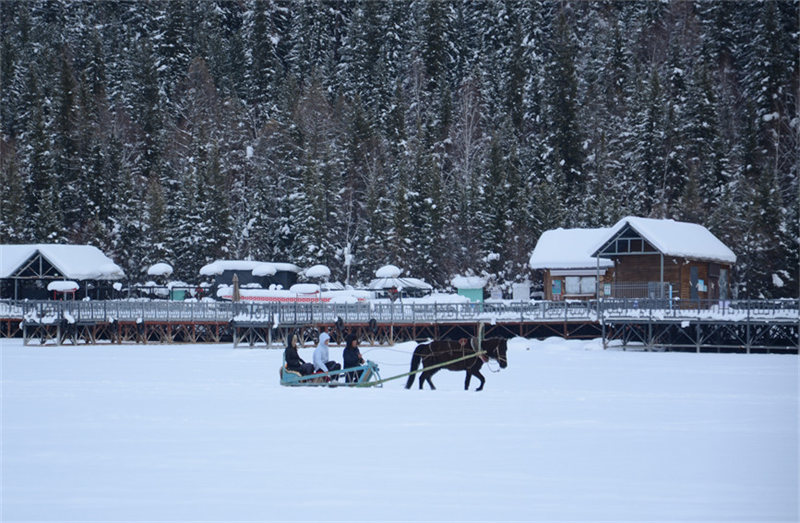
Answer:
xmin=451 ymin=276 xmax=487 ymax=289
xmin=367 ymin=277 xmax=433 ymax=291
xmin=252 ymin=263 xmax=277 ymax=277
xmin=528 ymin=228 xmax=615 ymax=270
xmin=200 ymin=260 xmax=261 ymax=275
xmin=0 ymin=244 xmax=125 ymax=280
xmin=199 ymin=260 xmax=300 ymax=276
xmin=270 ymin=262 xmax=301 ymax=273
xmin=592 ymin=217 xmax=737 ymax=264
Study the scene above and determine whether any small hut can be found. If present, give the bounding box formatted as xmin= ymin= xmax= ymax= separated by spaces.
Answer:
xmin=528 ymin=228 xmax=614 ymax=300
xmin=452 ymin=276 xmax=487 ymax=303
xmin=0 ymin=244 xmax=125 ymax=300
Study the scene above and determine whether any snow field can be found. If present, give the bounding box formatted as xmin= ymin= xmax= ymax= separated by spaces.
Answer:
xmin=1 ymin=337 xmax=797 ymax=522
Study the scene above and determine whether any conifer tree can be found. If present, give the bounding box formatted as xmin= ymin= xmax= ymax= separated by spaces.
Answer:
xmin=0 ymin=152 xmax=26 ymax=242
xmin=545 ymin=4 xmax=583 ymax=213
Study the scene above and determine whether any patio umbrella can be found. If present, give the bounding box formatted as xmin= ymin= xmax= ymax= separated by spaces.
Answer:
xmin=232 ymin=273 xmax=241 ymax=302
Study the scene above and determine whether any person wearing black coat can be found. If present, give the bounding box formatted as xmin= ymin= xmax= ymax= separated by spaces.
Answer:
xmin=342 ymin=333 xmax=365 ymax=383
xmin=284 ymin=333 xmax=313 ymax=375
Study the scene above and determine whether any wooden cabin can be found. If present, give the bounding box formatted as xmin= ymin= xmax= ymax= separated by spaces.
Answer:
xmin=530 ymin=217 xmax=736 ymax=302
xmin=590 ymin=217 xmax=736 ymax=301
xmin=0 ymin=244 xmax=125 ymax=300
xmin=528 ymin=228 xmax=615 ymax=301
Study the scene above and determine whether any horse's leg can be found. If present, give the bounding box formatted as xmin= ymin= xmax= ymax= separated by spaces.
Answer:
xmin=419 ymin=369 xmax=437 ymax=390
xmin=464 ymin=371 xmax=472 ymax=390
xmin=473 ymin=369 xmax=486 ymax=391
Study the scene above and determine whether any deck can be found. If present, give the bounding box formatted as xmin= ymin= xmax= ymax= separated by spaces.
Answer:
xmin=1 ymin=299 xmax=797 ymax=353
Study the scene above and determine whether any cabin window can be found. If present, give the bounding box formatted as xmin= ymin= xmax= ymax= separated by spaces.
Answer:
xmin=566 ymin=276 xmax=596 ymax=295
xmin=565 ymin=277 xmax=580 ymax=294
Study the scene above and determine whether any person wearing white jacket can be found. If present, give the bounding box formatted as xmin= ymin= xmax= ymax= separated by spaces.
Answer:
xmin=313 ymin=326 xmax=340 ymax=379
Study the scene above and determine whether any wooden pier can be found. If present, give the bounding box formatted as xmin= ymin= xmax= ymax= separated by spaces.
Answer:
xmin=1 ymin=299 xmax=797 ymax=353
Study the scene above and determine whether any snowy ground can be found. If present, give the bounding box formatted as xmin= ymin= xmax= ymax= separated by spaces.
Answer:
xmin=1 ymin=337 xmax=797 ymax=523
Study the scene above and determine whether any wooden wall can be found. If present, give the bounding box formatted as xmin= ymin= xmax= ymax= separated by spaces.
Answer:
xmin=539 ymin=257 xmax=732 ymax=301
xmin=611 ymin=255 xmax=731 ymax=300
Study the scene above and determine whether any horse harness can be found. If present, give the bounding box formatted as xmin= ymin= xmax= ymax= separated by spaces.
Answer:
xmin=459 ymin=337 xmax=489 ymax=363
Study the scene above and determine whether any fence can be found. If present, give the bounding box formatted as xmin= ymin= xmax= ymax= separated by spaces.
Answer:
xmin=604 ymin=282 xmax=675 ymax=299
xmin=2 ymin=298 xmax=797 ymax=326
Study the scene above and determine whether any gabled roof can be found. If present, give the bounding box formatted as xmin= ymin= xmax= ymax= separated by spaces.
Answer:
xmin=528 ymin=228 xmax=615 ymax=270
xmin=591 ymin=217 xmax=736 ymax=264
xmin=0 ymin=244 xmax=125 ymax=280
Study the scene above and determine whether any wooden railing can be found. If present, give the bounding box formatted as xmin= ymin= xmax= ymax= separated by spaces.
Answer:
xmin=1 ymin=298 xmax=797 ymax=326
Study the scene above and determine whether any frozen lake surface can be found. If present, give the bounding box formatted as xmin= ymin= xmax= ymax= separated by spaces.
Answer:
xmin=1 ymin=337 xmax=797 ymax=522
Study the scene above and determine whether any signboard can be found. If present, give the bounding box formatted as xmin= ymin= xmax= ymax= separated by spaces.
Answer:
xmin=512 ymin=283 xmax=530 ymax=301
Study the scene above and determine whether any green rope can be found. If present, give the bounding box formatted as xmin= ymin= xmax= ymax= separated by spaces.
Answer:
xmin=357 ymin=350 xmax=487 ymax=388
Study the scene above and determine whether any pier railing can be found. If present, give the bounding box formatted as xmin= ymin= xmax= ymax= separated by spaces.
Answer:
xmin=1 ymin=298 xmax=797 ymax=326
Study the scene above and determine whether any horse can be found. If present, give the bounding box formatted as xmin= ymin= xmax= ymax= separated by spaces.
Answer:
xmin=404 ymin=338 xmax=508 ymax=391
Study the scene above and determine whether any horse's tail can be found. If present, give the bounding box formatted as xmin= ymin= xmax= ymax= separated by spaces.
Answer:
xmin=405 ymin=346 xmax=423 ymax=389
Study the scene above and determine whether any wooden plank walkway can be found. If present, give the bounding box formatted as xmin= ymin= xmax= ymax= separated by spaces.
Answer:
xmin=2 ymin=299 xmax=796 ymax=353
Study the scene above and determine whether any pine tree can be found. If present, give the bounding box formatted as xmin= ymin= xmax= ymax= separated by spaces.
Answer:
xmin=23 ymin=66 xmax=63 ymax=242
xmin=0 ymin=150 xmax=26 ymax=242
xmin=52 ymin=45 xmax=83 ymax=234
xmin=246 ymin=0 xmax=280 ymax=120
xmin=144 ymin=175 xmax=169 ymax=269
xmin=0 ymin=1 xmax=32 ymax=141
xmin=420 ymin=0 xmax=450 ymax=93
xmin=407 ymin=147 xmax=443 ymax=284
xmin=359 ymin=154 xmax=394 ymax=283
xmin=544 ymin=4 xmax=583 ymax=212
xmin=479 ymin=133 xmax=508 ymax=278
xmin=631 ymin=67 xmax=666 ymax=217
xmin=202 ymin=144 xmax=233 ymax=262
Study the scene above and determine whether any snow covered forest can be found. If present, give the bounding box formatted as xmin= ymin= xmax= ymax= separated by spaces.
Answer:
xmin=0 ymin=1 xmax=797 ymax=297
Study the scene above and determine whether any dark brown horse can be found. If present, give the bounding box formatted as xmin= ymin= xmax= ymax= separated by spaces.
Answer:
xmin=404 ymin=338 xmax=508 ymax=391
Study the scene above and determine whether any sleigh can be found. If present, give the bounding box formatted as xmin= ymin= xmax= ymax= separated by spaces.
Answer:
xmin=280 ymin=360 xmax=383 ymax=387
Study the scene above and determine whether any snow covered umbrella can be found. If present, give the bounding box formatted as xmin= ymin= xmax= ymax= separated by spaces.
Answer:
xmin=305 ymin=264 xmax=331 ymax=280
xmin=47 ymin=280 xmax=79 ymax=300
xmin=368 ymin=265 xmax=432 ymax=300
xmin=366 ymin=277 xmax=432 ymax=291
xmin=147 ymin=262 xmax=173 ymax=277
xmin=291 ymin=283 xmax=322 ymax=303
xmin=375 ymin=264 xmax=402 ymax=278
xmin=232 ymin=273 xmax=241 ymax=303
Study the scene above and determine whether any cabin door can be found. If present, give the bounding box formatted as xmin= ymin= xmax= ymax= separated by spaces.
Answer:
xmin=719 ymin=269 xmax=729 ymax=301
xmin=690 ymin=266 xmax=699 ymax=300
